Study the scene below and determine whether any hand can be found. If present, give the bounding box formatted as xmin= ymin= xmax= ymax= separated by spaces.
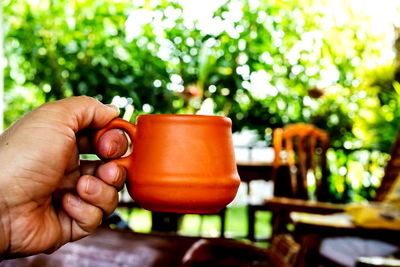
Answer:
xmin=0 ymin=96 xmax=128 ymax=259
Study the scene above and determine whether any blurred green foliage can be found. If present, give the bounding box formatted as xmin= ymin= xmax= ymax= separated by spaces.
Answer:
xmin=3 ymin=0 xmax=400 ymax=201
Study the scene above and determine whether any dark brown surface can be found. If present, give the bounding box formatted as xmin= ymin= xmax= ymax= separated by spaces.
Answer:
xmin=1 ymin=227 xmax=272 ymax=267
xmin=2 ymin=228 xmax=195 ymax=267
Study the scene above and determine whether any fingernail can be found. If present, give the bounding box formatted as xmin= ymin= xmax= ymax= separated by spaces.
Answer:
xmin=116 ymin=129 xmax=125 ymax=136
xmin=85 ymin=177 xmax=101 ymax=195
xmin=69 ymin=194 xmax=81 ymax=207
xmin=107 ymin=140 xmax=118 ymax=157
xmin=106 ymin=104 xmax=120 ymax=116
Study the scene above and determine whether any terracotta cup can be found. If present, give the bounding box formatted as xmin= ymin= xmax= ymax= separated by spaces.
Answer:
xmin=94 ymin=115 xmax=240 ymax=214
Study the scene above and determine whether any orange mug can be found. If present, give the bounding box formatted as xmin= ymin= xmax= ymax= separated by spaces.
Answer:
xmin=94 ymin=114 xmax=240 ymax=214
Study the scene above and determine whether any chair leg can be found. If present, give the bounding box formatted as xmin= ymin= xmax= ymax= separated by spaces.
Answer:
xmin=271 ymin=211 xmax=289 ymax=238
xmin=296 ymin=233 xmax=322 ymax=267
xmin=247 ymin=205 xmax=256 ymax=242
xmin=198 ymin=215 xmax=204 ymax=236
xmin=220 ymin=208 xmax=226 ymax=238
xmin=127 ymin=207 xmax=134 ymax=229
xmin=151 ymin=212 xmax=180 ymax=233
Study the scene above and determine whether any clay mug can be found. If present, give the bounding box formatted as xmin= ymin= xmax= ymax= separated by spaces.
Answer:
xmin=94 ymin=115 xmax=240 ymax=214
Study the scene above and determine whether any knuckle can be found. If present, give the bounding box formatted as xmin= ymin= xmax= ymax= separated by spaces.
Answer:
xmin=75 ymin=95 xmax=97 ymax=103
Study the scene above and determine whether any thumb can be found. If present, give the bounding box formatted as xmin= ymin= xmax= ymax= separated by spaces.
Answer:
xmin=40 ymin=96 xmax=120 ymax=133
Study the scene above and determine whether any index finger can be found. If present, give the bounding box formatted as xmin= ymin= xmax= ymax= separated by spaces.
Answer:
xmin=77 ymin=129 xmax=128 ymax=158
xmin=39 ymin=96 xmax=120 ymax=132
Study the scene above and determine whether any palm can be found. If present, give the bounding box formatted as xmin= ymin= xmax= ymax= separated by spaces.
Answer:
xmin=7 ymin=129 xmax=83 ymax=256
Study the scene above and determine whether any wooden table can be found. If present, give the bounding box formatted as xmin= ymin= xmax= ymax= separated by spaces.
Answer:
xmin=236 ymin=160 xmax=293 ymax=241
xmin=236 ymin=159 xmax=290 ymax=196
xmin=1 ymin=227 xmax=272 ymax=267
xmin=290 ymin=212 xmax=400 ymax=267
xmin=236 ymin=160 xmax=274 ymax=183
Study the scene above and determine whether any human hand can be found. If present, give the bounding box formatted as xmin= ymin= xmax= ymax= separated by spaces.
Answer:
xmin=0 ymin=96 xmax=128 ymax=259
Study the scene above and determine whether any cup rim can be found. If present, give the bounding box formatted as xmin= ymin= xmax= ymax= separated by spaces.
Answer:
xmin=137 ymin=114 xmax=232 ymax=125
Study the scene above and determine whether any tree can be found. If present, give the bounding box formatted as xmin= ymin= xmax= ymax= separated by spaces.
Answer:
xmin=4 ymin=0 xmax=400 ymax=200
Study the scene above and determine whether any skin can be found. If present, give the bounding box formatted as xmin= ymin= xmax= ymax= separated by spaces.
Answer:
xmin=0 ymin=96 xmax=129 ymax=259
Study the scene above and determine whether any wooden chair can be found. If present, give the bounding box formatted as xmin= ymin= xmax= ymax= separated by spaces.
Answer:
xmin=266 ymin=131 xmax=400 ymax=266
xmin=272 ymin=123 xmax=330 ymax=200
xmin=247 ymin=123 xmax=330 ymax=241
xmin=266 ymin=130 xmax=400 ymax=235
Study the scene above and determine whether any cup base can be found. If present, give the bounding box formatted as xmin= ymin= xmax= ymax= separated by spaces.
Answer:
xmin=143 ymin=207 xmax=223 ymax=214
xmin=129 ymin=183 xmax=239 ymax=214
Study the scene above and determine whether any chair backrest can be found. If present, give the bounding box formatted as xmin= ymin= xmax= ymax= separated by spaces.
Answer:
xmin=272 ymin=123 xmax=329 ymax=201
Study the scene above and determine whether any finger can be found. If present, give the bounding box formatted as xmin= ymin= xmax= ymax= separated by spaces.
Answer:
xmin=55 ymin=160 xmax=126 ymax=203
xmin=95 ymin=129 xmax=128 ymax=158
xmin=62 ymin=193 xmax=103 ymax=240
xmin=80 ymin=161 xmax=127 ymax=190
xmin=76 ymin=175 xmax=119 ymax=216
xmin=77 ymin=129 xmax=128 ymax=157
xmin=39 ymin=96 xmax=120 ymax=132
xmin=96 ymin=162 xmax=127 ymax=190
xmin=56 ymin=160 xmax=101 ymax=193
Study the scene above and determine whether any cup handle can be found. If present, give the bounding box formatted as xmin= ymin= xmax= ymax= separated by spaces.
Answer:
xmin=93 ymin=118 xmax=137 ymax=169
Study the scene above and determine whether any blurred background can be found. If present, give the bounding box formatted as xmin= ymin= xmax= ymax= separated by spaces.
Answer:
xmin=1 ymin=0 xmax=400 ymax=240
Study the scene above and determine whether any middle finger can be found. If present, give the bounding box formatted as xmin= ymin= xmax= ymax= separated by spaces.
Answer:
xmin=76 ymin=175 xmax=119 ymax=216
xmin=80 ymin=161 xmax=126 ymax=190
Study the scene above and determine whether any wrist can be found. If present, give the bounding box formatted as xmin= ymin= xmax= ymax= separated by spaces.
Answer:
xmin=0 ymin=199 xmax=10 ymax=260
